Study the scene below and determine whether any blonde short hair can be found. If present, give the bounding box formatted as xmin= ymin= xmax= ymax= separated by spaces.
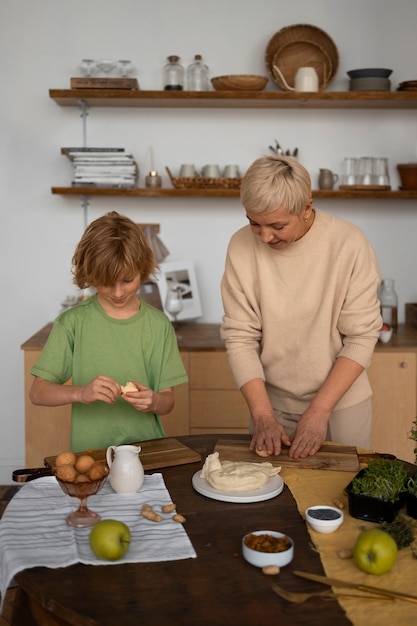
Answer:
xmin=72 ymin=211 xmax=158 ymax=289
xmin=240 ymin=155 xmax=312 ymax=216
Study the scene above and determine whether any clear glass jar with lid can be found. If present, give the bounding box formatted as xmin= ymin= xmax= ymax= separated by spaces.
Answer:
xmin=163 ymin=55 xmax=184 ymax=90
xmin=187 ymin=54 xmax=209 ymax=91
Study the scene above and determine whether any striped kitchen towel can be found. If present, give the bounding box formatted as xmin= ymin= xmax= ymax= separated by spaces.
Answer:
xmin=0 ymin=473 xmax=196 ymax=612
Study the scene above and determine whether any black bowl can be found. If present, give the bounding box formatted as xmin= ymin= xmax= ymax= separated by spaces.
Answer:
xmin=347 ymin=68 xmax=393 ymax=79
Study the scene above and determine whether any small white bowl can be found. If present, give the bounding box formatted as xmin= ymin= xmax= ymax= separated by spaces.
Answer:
xmin=379 ymin=328 xmax=393 ymax=343
xmin=305 ymin=506 xmax=344 ymax=533
xmin=242 ymin=530 xmax=294 ymax=568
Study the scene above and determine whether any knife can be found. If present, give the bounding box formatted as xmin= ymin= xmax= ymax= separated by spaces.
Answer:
xmin=294 ymin=570 xmax=417 ymax=604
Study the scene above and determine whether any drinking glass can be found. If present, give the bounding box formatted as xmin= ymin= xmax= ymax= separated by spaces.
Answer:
xmin=341 ymin=158 xmax=358 ymax=185
xmin=165 ymin=285 xmax=183 ymax=337
xmin=96 ymin=59 xmax=117 ymax=75
xmin=358 ymin=157 xmax=376 ymax=185
xmin=80 ymin=59 xmax=96 ymax=77
xmin=374 ymin=158 xmax=390 ymax=186
xmin=118 ymin=59 xmax=133 ymax=77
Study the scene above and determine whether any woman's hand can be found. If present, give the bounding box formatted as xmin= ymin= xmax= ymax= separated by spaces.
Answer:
xmin=288 ymin=406 xmax=330 ymax=459
xmin=121 ymin=383 xmax=174 ymax=415
xmin=249 ymin=414 xmax=292 ymax=456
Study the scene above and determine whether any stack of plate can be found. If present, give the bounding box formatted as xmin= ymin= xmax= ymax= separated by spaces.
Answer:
xmin=347 ymin=68 xmax=392 ymax=92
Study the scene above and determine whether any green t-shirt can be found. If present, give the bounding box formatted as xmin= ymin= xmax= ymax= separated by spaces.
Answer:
xmin=31 ymin=295 xmax=188 ymax=451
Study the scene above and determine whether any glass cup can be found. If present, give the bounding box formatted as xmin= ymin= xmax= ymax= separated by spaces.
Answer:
xmin=340 ymin=157 xmax=358 ymax=186
xmin=358 ymin=157 xmax=376 ymax=185
xmin=374 ymin=158 xmax=390 ymax=186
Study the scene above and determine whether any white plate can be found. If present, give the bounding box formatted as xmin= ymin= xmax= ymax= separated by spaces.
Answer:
xmin=191 ymin=471 xmax=284 ymax=503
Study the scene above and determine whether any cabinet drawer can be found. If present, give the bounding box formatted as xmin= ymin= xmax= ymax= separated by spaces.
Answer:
xmin=189 ymin=352 xmax=237 ymax=389
xmin=190 ymin=390 xmax=248 ymax=429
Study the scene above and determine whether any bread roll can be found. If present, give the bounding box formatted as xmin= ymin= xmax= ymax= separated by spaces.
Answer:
xmin=121 ymin=381 xmax=137 ymax=394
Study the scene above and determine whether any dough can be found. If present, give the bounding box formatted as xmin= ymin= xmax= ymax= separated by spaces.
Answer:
xmin=121 ymin=381 xmax=137 ymax=394
xmin=200 ymin=452 xmax=280 ymax=492
xmin=255 ymin=447 xmax=270 ymax=458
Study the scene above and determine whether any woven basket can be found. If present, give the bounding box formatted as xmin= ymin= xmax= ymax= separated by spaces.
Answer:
xmin=265 ymin=23 xmax=339 ymax=90
xmin=166 ymin=167 xmax=241 ymax=189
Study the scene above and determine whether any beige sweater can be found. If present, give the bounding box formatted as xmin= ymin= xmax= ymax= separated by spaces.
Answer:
xmin=221 ymin=209 xmax=382 ymax=413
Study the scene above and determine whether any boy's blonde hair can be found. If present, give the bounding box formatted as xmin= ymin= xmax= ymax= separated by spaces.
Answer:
xmin=72 ymin=211 xmax=158 ymax=289
xmin=240 ymin=155 xmax=312 ymax=216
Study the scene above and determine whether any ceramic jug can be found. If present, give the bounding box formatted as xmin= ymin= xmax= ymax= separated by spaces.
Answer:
xmin=318 ymin=169 xmax=339 ymax=190
xmin=273 ymin=65 xmax=319 ymax=92
xmin=106 ymin=444 xmax=144 ymax=494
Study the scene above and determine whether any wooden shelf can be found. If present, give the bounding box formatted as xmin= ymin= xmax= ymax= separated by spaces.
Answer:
xmin=49 ymin=89 xmax=417 ymax=109
xmin=51 ymin=186 xmax=417 ymax=199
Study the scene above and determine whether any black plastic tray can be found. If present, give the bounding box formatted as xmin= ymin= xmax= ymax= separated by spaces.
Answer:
xmin=345 ymin=468 xmax=406 ymax=523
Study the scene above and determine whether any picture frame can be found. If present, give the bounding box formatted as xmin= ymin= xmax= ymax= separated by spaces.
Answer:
xmin=156 ymin=260 xmax=202 ymax=321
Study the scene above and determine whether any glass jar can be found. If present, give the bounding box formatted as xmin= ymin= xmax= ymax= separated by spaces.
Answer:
xmin=187 ymin=54 xmax=209 ymax=91
xmin=163 ymin=55 xmax=184 ymax=91
xmin=379 ymin=278 xmax=398 ymax=330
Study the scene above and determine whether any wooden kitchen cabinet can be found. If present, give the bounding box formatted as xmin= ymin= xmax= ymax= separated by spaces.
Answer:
xmin=22 ymin=323 xmax=417 ymax=466
xmin=368 ymin=348 xmax=417 ymax=464
xmin=189 ymin=352 xmax=248 ymax=434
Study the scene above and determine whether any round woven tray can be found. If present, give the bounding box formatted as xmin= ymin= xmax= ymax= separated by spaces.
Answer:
xmin=265 ymin=23 xmax=339 ymax=90
xmin=166 ymin=167 xmax=241 ymax=190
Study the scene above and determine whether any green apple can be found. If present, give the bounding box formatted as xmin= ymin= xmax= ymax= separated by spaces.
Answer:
xmin=89 ymin=519 xmax=131 ymax=561
xmin=353 ymin=528 xmax=397 ymax=575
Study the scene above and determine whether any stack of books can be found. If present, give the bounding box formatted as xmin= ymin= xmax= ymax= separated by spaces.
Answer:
xmin=62 ymin=147 xmax=138 ymax=188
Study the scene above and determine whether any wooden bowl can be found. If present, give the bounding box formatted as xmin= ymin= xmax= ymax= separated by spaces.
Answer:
xmin=211 ymin=75 xmax=268 ymax=91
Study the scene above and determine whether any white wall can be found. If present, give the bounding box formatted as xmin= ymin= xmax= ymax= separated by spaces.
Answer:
xmin=1 ymin=0 xmax=417 ymax=483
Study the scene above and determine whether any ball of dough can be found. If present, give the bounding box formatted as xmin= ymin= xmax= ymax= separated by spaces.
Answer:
xmin=75 ymin=454 xmax=95 ymax=474
xmin=88 ymin=462 xmax=108 ymax=481
xmin=74 ymin=473 xmax=90 ymax=484
xmin=255 ymin=447 xmax=270 ymax=458
xmin=56 ymin=464 xmax=77 ymax=482
xmin=55 ymin=451 xmax=76 ymax=467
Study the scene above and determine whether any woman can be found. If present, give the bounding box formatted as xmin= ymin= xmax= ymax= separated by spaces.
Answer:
xmin=221 ymin=156 xmax=382 ymax=459
xmin=30 ymin=211 xmax=188 ymax=452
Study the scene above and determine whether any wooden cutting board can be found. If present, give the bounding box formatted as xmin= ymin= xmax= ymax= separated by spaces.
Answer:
xmin=214 ymin=439 xmax=360 ymax=472
xmin=44 ymin=438 xmax=201 ymax=471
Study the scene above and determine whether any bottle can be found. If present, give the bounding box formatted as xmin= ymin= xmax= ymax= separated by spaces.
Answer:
xmin=187 ymin=54 xmax=209 ymax=91
xmin=163 ymin=55 xmax=184 ymax=91
xmin=379 ymin=278 xmax=398 ymax=330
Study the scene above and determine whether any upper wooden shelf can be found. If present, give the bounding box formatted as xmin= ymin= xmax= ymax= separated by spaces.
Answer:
xmin=51 ymin=186 xmax=417 ymax=199
xmin=49 ymin=89 xmax=417 ymax=109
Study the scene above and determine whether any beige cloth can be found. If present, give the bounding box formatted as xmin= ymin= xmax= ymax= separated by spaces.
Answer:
xmin=281 ymin=464 xmax=417 ymax=625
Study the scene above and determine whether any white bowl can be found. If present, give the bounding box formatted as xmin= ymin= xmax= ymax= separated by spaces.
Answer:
xmin=305 ymin=506 xmax=344 ymax=533
xmin=242 ymin=530 xmax=294 ymax=568
xmin=379 ymin=328 xmax=393 ymax=343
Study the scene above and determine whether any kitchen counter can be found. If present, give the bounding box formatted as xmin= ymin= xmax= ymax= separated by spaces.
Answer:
xmin=21 ymin=322 xmax=417 ymax=353
xmin=21 ymin=321 xmax=226 ymax=352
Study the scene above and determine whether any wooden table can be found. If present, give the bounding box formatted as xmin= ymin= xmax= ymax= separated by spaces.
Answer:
xmin=11 ymin=434 xmax=351 ymax=626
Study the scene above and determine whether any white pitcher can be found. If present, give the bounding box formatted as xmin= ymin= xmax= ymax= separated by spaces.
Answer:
xmin=273 ymin=65 xmax=319 ymax=92
xmin=106 ymin=444 xmax=144 ymax=494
